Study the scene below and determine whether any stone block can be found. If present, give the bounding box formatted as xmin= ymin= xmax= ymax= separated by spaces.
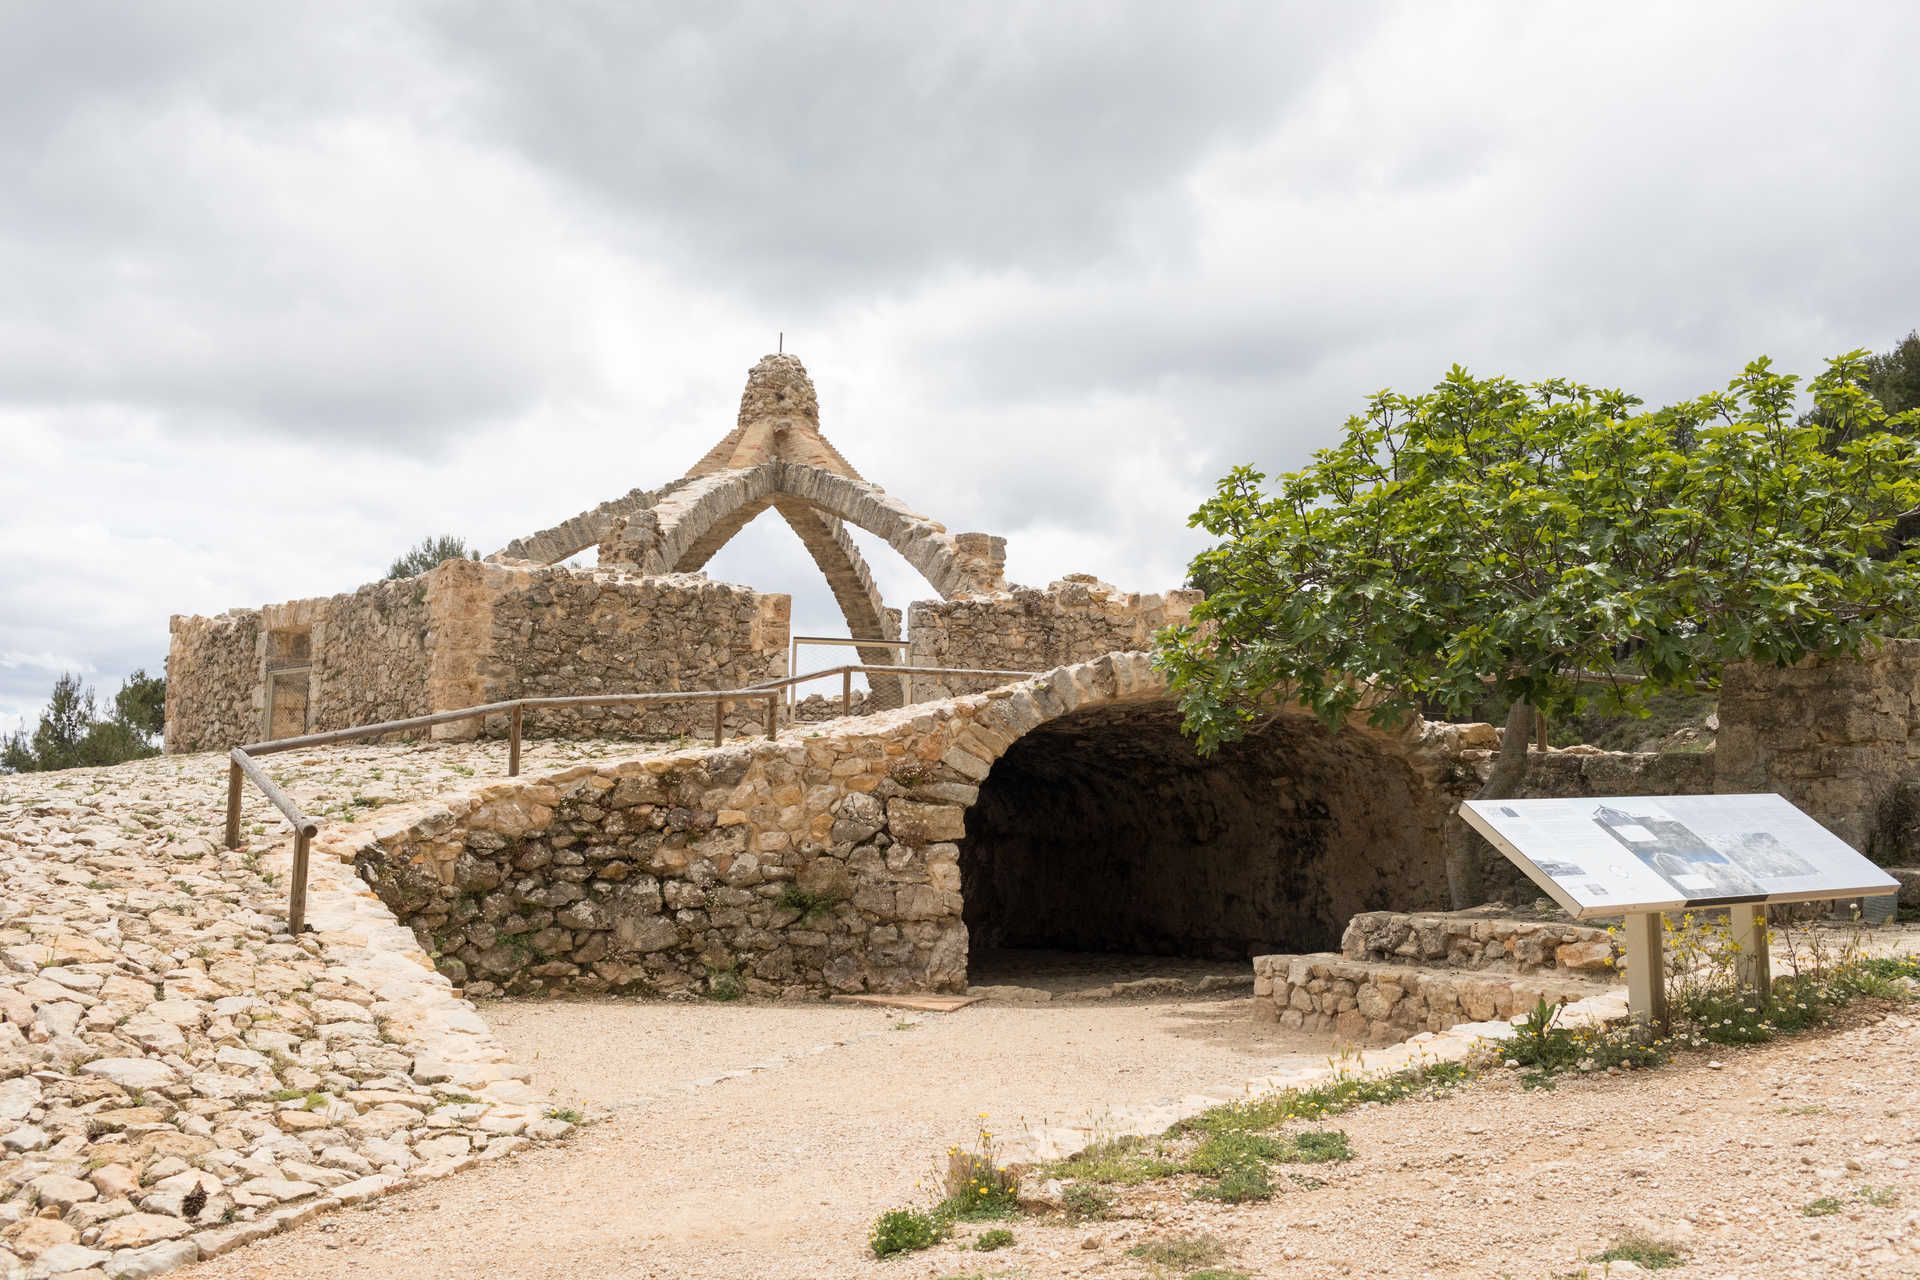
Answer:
xmin=885 ymin=800 xmax=967 ymax=845
xmin=612 ymin=914 xmax=679 ymax=954
xmin=1555 ymin=939 xmax=1615 ymax=972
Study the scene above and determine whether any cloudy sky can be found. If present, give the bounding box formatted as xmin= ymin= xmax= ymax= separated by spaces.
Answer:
xmin=3 ymin=2 xmax=1918 ymax=734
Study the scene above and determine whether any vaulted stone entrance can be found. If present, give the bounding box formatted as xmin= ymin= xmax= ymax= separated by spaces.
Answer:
xmin=956 ymin=702 xmax=1449 ymax=966
xmin=348 ymin=654 xmax=1468 ymax=999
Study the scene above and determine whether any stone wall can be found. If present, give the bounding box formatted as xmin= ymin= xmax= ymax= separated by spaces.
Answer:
xmin=165 ymin=562 xmax=790 ymax=753
xmin=793 ymin=689 xmax=871 ymax=722
xmin=339 ymin=655 xmax=1488 ymax=996
xmin=163 ymin=611 xmax=261 ymax=752
xmin=306 ymin=579 xmax=433 ymax=730
xmin=1253 ymin=908 xmax=1619 ymax=1045
xmin=347 ymin=693 xmax=1002 ymax=999
xmin=1718 ymin=641 xmax=1920 ymax=854
xmin=480 ymin=567 xmax=788 ymax=740
xmin=905 ymin=576 xmax=1201 ymax=700
xmin=1251 ymin=953 xmax=1611 ymax=1046
xmin=1518 ymin=748 xmax=1716 ymax=801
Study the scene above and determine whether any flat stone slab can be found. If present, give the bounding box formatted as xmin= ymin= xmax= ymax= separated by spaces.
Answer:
xmin=80 ymin=1058 xmax=181 ymax=1090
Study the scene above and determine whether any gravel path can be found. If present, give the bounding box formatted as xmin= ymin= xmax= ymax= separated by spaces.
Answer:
xmin=179 ymin=992 xmax=1339 ymax=1279
xmin=179 ymin=1002 xmax=1920 ymax=1279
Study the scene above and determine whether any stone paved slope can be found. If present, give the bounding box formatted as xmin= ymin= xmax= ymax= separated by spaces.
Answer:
xmin=0 ymin=742 xmax=645 ymax=1280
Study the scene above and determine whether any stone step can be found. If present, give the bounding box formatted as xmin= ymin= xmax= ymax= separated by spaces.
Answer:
xmin=1252 ymin=951 xmax=1617 ymax=1047
xmin=1340 ymin=909 xmax=1618 ymax=977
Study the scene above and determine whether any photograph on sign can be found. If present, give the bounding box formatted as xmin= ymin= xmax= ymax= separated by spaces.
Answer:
xmin=1460 ymin=793 xmax=1899 ymax=918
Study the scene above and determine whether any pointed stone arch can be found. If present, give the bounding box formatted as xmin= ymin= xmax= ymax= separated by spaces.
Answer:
xmin=773 ymin=501 xmax=909 ymax=701
xmin=610 ymin=462 xmax=999 ymax=601
xmin=491 ymin=352 xmax=1007 ymax=711
xmin=590 ymin=462 xmax=1006 ymax=711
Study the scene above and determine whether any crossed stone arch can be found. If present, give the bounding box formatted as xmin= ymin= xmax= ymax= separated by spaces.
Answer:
xmin=493 ymin=470 xmax=1006 ymax=710
xmin=598 ymin=463 xmax=1005 ymax=709
xmin=622 ymin=463 xmax=993 ymax=596
xmin=490 ymin=353 xmax=1006 ymax=712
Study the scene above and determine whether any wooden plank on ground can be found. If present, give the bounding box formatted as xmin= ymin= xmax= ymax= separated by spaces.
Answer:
xmin=831 ymin=993 xmax=982 ymax=1013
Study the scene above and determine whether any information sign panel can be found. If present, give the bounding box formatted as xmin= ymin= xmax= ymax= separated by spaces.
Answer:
xmin=1460 ymin=793 xmax=1898 ymax=920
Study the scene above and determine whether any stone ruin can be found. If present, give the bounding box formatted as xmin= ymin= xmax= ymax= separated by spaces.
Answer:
xmin=163 ymin=352 xmax=1199 ymax=751
xmin=17 ymin=354 xmax=1920 ymax=1280
xmin=338 ymin=644 xmax=1917 ymax=1003
xmin=164 ymin=352 xmax=1920 ymax=1006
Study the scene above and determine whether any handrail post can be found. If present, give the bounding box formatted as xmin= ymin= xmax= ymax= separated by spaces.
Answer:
xmin=712 ymin=697 xmax=725 ymax=747
xmin=763 ymin=693 xmax=777 ymax=739
xmin=841 ymin=668 xmax=852 ymax=715
xmin=508 ymin=704 xmax=523 ymax=777
xmin=289 ymin=828 xmax=311 ymax=935
xmin=225 ymin=759 xmax=244 ymax=850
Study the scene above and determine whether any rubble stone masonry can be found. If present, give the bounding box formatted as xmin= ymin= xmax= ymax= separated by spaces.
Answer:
xmin=164 ymin=561 xmax=788 ymax=752
xmin=905 ymin=575 xmax=1202 ymax=698
xmin=1718 ymin=640 xmax=1920 ymax=854
xmin=162 ymin=611 xmax=261 ymax=752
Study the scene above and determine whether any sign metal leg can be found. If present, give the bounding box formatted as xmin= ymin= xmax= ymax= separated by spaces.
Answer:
xmin=1728 ymin=902 xmax=1771 ymax=1001
xmin=1623 ymin=910 xmax=1668 ymax=1030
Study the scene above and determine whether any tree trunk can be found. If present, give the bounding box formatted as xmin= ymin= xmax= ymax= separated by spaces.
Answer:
xmin=1446 ymin=697 xmax=1535 ymax=909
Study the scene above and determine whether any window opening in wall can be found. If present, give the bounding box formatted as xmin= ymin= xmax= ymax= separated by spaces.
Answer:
xmin=264 ymin=628 xmax=313 ymax=739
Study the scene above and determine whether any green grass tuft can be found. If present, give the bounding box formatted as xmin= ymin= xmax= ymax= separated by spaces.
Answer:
xmin=1041 ymin=1135 xmax=1180 ymax=1185
xmin=1591 ymin=1234 xmax=1686 ymax=1270
xmin=1184 ymin=1130 xmax=1289 ymax=1176
xmin=1180 ymin=1060 xmax=1468 ymax=1136
xmin=1126 ymin=1236 xmax=1224 ymax=1268
xmin=972 ymin=1227 xmax=1014 ymax=1252
xmin=870 ymin=1207 xmax=943 ymax=1258
xmin=1060 ymin=1182 xmax=1113 ymax=1220
xmin=1192 ymin=1162 xmax=1273 ymax=1203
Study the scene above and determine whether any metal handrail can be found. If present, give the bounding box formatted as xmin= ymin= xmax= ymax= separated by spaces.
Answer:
xmin=787 ymin=635 xmax=912 ymax=709
xmin=752 ymin=661 xmax=1038 ymax=713
xmin=222 ymin=662 xmax=1035 ymax=933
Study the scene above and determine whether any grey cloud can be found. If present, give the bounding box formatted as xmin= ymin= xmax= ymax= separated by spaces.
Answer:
xmin=900 ymin=7 xmax=1920 ymax=489
xmin=0 ymin=3 xmax=1373 ymax=450
xmin=423 ymin=3 xmax=1373 ymax=298
xmin=0 ymin=3 xmax=576 ymax=447
xmin=6 ymin=1 xmax=1920 ymax=738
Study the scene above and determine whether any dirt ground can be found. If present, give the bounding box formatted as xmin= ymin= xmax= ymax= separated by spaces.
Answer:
xmin=174 ymin=988 xmax=1920 ymax=1280
xmin=1007 ymin=1004 xmax=1920 ymax=1280
xmin=177 ymin=988 xmax=1337 ymax=1280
